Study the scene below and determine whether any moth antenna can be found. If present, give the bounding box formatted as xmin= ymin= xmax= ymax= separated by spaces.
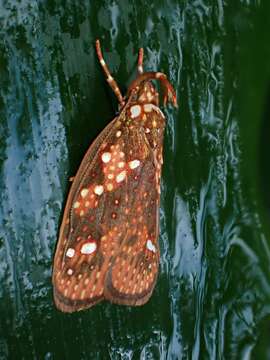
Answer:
xmin=95 ymin=39 xmax=125 ymax=107
xmin=138 ymin=47 xmax=144 ymax=74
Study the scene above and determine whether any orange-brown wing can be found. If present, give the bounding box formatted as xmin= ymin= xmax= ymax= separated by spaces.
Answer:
xmin=102 ymin=106 xmax=165 ymax=306
xmin=104 ymin=153 xmax=161 ymax=306
xmin=53 ymin=102 xmax=165 ymax=312
xmin=53 ymin=115 xmax=127 ymax=312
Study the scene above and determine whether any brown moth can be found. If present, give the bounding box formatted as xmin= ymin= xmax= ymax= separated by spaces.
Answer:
xmin=52 ymin=39 xmax=177 ymax=312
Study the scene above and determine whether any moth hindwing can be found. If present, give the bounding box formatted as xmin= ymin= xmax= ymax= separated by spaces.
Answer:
xmin=52 ymin=39 xmax=177 ymax=312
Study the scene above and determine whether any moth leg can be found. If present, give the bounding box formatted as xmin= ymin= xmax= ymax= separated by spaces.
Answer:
xmin=127 ymin=71 xmax=178 ymax=107
xmin=95 ymin=39 xmax=125 ymax=107
xmin=138 ymin=47 xmax=144 ymax=74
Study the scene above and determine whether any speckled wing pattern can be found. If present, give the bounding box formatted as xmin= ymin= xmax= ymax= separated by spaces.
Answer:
xmin=53 ymin=103 xmax=165 ymax=312
xmin=52 ymin=39 xmax=177 ymax=312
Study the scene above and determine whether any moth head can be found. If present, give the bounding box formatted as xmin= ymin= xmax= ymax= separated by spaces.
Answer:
xmin=136 ymin=81 xmax=159 ymax=106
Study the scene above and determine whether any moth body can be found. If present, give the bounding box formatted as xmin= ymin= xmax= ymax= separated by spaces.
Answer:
xmin=52 ymin=40 xmax=177 ymax=312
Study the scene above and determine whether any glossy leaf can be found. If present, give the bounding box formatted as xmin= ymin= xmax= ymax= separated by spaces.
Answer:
xmin=1 ymin=1 xmax=270 ymax=358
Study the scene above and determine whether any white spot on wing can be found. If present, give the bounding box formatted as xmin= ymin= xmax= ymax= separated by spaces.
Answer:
xmin=73 ymin=201 xmax=80 ymax=209
xmin=81 ymin=242 xmax=97 ymax=255
xmin=101 ymin=152 xmax=111 ymax=163
xmin=107 ymin=183 xmax=114 ymax=191
xmin=128 ymin=159 xmax=140 ymax=169
xmin=146 ymin=239 xmax=156 ymax=253
xmin=81 ymin=188 xmax=89 ymax=198
xmin=118 ymin=161 xmax=125 ymax=168
xmin=67 ymin=268 xmax=73 ymax=275
xmin=116 ymin=170 xmax=126 ymax=183
xmin=144 ymin=103 xmax=153 ymax=112
xmin=143 ymin=103 xmax=164 ymax=118
xmin=66 ymin=248 xmax=75 ymax=258
xmin=94 ymin=185 xmax=104 ymax=195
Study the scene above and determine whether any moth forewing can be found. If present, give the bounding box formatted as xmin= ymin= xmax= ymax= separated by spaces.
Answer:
xmin=103 ymin=117 xmax=162 ymax=305
xmin=53 ymin=117 xmax=122 ymax=312
xmin=52 ymin=40 xmax=177 ymax=312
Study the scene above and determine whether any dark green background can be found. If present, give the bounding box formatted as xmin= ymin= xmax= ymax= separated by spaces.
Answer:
xmin=0 ymin=1 xmax=270 ymax=359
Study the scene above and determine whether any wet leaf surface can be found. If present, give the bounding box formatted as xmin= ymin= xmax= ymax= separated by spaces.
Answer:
xmin=0 ymin=1 xmax=270 ymax=359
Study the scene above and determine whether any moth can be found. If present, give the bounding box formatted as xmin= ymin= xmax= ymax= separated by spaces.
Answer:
xmin=52 ymin=39 xmax=177 ymax=312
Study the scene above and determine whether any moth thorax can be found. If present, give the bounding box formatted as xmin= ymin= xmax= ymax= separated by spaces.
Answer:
xmin=137 ymin=81 xmax=159 ymax=106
